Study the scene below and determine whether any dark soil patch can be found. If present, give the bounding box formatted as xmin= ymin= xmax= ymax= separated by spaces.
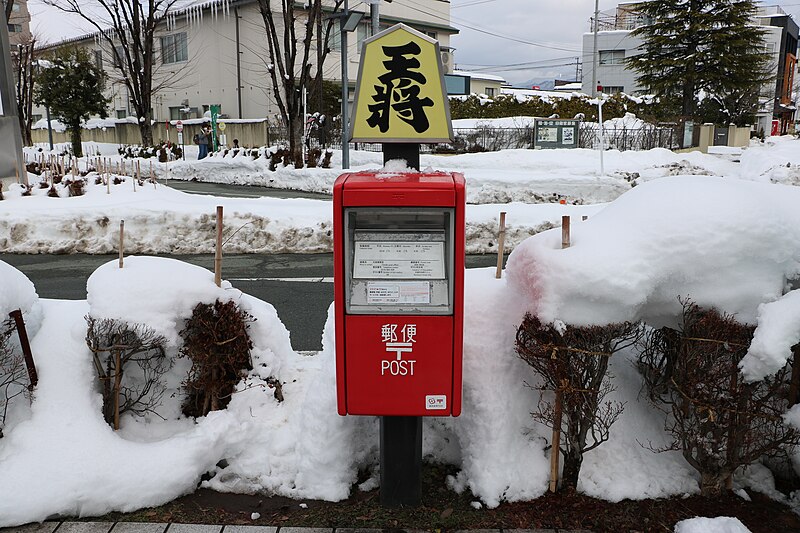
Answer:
xmin=83 ymin=464 xmax=800 ymax=532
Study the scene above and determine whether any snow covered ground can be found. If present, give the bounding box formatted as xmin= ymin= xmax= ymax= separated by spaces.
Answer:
xmin=10 ymin=136 xmax=800 ymax=255
xmin=2 ymin=137 xmax=800 ymax=530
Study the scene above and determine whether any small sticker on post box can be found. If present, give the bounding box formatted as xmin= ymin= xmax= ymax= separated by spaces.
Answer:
xmin=367 ymin=281 xmax=431 ymax=304
xmin=425 ymin=395 xmax=447 ymax=410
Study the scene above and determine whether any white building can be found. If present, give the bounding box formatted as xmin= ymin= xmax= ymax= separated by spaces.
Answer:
xmin=581 ymin=3 xmax=798 ymax=133
xmin=35 ymin=0 xmax=457 ymax=122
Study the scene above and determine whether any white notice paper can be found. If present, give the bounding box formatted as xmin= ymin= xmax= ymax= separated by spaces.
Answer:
xmin=367 ymin=281 xmax=431 ymax=304
xmin=353 ymin=241 xmax=445 ymax=279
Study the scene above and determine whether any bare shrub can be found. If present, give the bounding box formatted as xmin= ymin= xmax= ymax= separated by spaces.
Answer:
xmin=0 ymin=318 xmax=28 ymax=438
xmin=516 ymin=314 xmax=642 ymax=488
xmin=179 ymin=299 xmax=254 ymax=417
xmin=638 ymin=300 xmax=800 ymax=496
xmin=85 ymin=316 xmax=170 ymax=429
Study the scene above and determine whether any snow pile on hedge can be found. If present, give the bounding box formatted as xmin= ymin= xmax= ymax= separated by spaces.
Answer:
xmin=505 ymin=175 xmax=800 ymax=428
xmin=0 ymin=257 xmax=296 ymax=525
xmin=674 ymin=516 xmax=751 ymax=533
xmin=0 ymin=260 xmax=40 ymax=325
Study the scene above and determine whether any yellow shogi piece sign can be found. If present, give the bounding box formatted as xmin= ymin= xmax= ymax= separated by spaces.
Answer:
xmin=350 ymin=23 xmax=453 ymax=143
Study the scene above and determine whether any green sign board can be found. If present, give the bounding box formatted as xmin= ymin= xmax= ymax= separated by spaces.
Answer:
xmin=533 ymin=119 xmax=580 ymax=149
xmin=210 ymin=104 xmax=221 ymax=151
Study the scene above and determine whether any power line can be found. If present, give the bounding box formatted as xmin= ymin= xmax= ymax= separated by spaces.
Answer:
xmin=402 ymin=0 xmax=582 ymax=53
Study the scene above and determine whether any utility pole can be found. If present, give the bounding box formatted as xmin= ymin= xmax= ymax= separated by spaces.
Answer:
xmin=592 ymin=0 xmax=599 ymax=97
xmin=368 ymin=0 xmax=380 ymax=35
xmin=341 ymin=0 xmax=350 ymax=169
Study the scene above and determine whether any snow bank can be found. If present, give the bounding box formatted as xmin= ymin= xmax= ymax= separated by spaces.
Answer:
xmin=0 ymin=300 xmax=252 ymax=526
xmin=0 ymin=260 xmax=40 ymax=323
xmin=506 ymin=176 xmax=800 ymax=328
xmin=674 ymin=517 xmax=751 ymax=533
xmin=0 ymin=176 xmax=601 ymax=255
xmin=740 ymin=290 xmax=800 ymax=381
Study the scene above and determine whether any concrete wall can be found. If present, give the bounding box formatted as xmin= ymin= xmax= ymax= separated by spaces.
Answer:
xmin=31 ymin=120 xmax=275 ymax=149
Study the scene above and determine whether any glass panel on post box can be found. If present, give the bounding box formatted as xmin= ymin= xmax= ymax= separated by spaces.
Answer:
xmin=345 ymin=208 xmax=454 ymax=315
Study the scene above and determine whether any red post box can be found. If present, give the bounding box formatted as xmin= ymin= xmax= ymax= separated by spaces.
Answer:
xmin=334 ymin=171 xmax=465 ymax=417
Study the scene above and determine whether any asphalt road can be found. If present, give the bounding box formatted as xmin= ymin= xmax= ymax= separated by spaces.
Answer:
xmin=1 ymin=253 xmax=503 ymax=352
xmin=165 ymin=180 xmax=332 ymax=200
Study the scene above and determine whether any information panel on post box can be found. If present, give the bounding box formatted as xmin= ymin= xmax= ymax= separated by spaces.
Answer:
xmin=344 ymin=208 xmax=454 ymax=315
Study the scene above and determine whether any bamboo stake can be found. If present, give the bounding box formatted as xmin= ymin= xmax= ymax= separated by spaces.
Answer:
xmin=495 ymin=211 xmax=507 ymax=279
xmin=215 ymin=205 xmax=223 ymax=287
xmin=561 ymin=215 xmax=571 ymax=249
xmin=549 ymin=378 xmax=566 ymax=493
xmin=119 ymin=220 xmax=125 ymax=268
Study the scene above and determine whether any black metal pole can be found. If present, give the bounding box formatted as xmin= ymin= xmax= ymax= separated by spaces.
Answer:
xmin=379 ymin=141 xmax=422 ymax=508
xmin=383 ymin=143 xmax=420 ymax=170
xmin=380 ymin=415 xmax=422 ymax=507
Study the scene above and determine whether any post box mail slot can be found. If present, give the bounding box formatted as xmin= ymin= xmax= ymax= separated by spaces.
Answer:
xmin=334 ymin=171 xmax=465 ymax=417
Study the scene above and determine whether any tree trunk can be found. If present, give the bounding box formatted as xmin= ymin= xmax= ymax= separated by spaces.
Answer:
xmin=139 ymin=122 xmax=154 ymax=147
xmin=700 ymin=470 xmax=729 ymax=497
xmin=69 ymin=124 xmax=83 ymax=158
xmin=561 ymin=448 xmax=583 ymax=489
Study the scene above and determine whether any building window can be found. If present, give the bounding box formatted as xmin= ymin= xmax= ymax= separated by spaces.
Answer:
xmin=11 ymin=2 xmax=20 ymax=12
xmin=7 ymin=23 xmax=22 ymax=33
xmin=161 ymin=32 xmax=188 ymax=64
xmin=599 ymin=50 xmax=625 ymax=65
xmin=113 ymin=45 xmax=125 ymax=68
xmin=485 ymin=87 xmax=495 ymax=97
xmin=31 ymin=114 xmax=42 ymax=123
xmin=94 ymin=50 xmax=102 ymax=70
xmin=329 ymin=24 xmax=341 ymax=52
xmin=600 ymin=85 xmax=624 ymax=94
xmin=169 ymin=106 xmax=183 ymax=120
xmin=116 ymin=109 xmax=127 ymax=119
xmin=425 ymin=30 xmax=438 ymax=40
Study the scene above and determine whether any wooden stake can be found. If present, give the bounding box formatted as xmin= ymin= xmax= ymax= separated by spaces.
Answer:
xmin=113 ymin=350 xmax=121 ymax=430
xmin=789 ymin=344 xmax=800 ymax=406
xmin=561 ymin=215 xmax=571 ymax=249
xmin=215 ymin=206 xmax=223 ymax=287
xmin=495 ymin=211 xmax=507 ymax=279
xmin=119 ymin=220 xmax=125 ymax=268
xmin=9 ymin=310 xmax=37 ymax=390
xmin=549 ymin=379 xmax=566 ymax=493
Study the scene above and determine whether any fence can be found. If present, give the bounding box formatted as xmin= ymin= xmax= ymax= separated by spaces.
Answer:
xmin=322 ymin=123 xmax=681 ymax=153
xmin=31 ymin=121 xmax=681 ymax=154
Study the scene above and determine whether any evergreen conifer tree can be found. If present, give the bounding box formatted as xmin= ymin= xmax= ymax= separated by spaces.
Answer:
xmin=34 ymin=47 xmax=108 ymax=157
xmin=628 ymin=0 xmax=772 ymax=124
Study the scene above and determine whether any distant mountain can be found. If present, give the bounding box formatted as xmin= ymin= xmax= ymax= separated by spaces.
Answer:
xmin=513 ymin=79 xmax=556 ymax=91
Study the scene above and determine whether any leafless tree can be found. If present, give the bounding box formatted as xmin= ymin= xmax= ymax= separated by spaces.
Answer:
xmin=256 ymin=0 xmax=343 ymax=165
xmin=516 ymin=314 xmax=642 ymax=489
xmin=4 ymin=0 xmax=14 ymax=23
xmin=12 ymin=34 xmax=36 ymax=146
xmin=638 ymin=300 xmax=800 ymax=496
xmin=86 ymin=316 xmax=170 ymax=429
xmin=45 ymin=0 xmax=185 ymax=147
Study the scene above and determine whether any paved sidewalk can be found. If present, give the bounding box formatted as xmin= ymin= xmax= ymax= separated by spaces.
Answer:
xmin=0 ymin=522 xmax=593 ymax=533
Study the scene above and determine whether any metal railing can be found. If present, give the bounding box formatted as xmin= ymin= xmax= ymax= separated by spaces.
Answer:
xmin=272 ymin=123 xmax=681 ymax=154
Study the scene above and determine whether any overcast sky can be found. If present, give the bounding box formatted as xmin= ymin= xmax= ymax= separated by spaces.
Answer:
xmin=26 ymin=0 xmax=800 ymax=86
